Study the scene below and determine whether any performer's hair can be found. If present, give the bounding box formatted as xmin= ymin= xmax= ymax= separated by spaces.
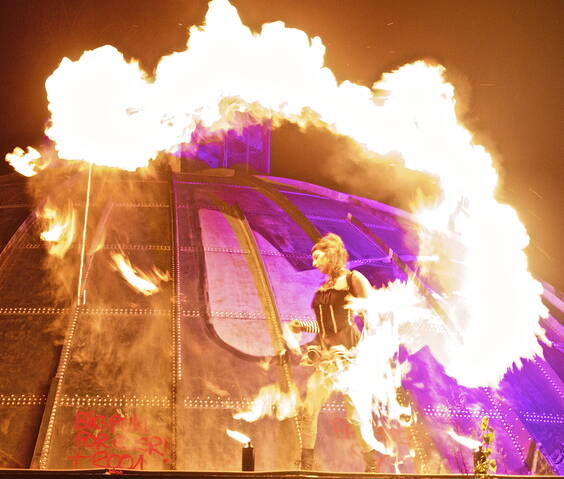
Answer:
xmin=312 ymin=233 xmax=349 ymax=271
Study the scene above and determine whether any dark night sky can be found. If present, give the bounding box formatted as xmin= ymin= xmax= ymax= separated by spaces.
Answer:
xmin=0 ymin=0 xmax=562 ymax=290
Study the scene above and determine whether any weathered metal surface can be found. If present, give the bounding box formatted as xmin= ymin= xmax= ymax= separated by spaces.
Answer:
xmin=0 ymin=171 xmax=561 ymax=474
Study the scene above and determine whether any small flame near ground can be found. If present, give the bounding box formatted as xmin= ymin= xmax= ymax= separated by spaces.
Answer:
xmin=226 ymin=429 xmax=250 ymax=445
xmin=446 ymin=428 xmax=482 ymax=450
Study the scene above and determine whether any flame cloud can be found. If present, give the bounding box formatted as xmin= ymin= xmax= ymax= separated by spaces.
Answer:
xmin=11 ymin=0 xmax=548 ymax=387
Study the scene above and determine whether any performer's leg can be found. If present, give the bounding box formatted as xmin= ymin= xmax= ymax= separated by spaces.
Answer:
xmin=300 ymin=369 xmax=333 ymax=468
xmin=344 ymin=394 xmax=373 ymax=453
xmin=344 ymin=394 xmax=387 ymax=472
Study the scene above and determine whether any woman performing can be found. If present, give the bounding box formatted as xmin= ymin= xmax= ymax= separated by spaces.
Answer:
xmin=290 ymin=233 xmax=387 ymax=472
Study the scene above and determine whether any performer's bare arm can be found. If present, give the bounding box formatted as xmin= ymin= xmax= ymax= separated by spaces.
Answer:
xmin=349 ymin=270 xmax=372 ymax=298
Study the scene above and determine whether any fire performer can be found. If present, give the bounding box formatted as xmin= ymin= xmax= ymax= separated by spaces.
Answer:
xmin=290 ymin=233 xmax=387 ymax=472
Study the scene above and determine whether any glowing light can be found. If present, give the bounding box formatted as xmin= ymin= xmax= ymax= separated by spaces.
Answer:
xmin=338 ymin=286 xmax=420 ymax=453
xmin=281 ymin=322 xmax=301 ymax=353
xmin=234 ymin=384 xmax=299 ymax=423
xmin=397 ymin=68 xmax=549 ymax=385
xmin=39 ymin=205 xmax=76 ymax=258
xmin=226 ymin=429 xmax=250 ymax=445
xmin=41 ymin=224 xmax=66 ymax=242
xmin=447 ymin=429 xmax=482 ymax=450
xmin=11 ymin=0 xmax=546 ymax=387
xmin=110 ymin=252 xmax=169 ymax=296
xmin=5 ymin=146 xmax=45 ymax=177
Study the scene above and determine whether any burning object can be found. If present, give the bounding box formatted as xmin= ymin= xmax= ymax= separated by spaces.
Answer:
xmin=110 ymin=252 xmax=169 ymax=296
xmin=226 ymin=430 xmax=254 ymax=471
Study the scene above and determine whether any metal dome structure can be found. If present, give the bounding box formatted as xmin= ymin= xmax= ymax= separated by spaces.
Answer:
xmin=0 ymin=126 xmax=562 ymax=474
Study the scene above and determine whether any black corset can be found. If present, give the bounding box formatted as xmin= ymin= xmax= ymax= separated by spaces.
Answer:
xmin=311 ymin=286 xmax=359 ymax=349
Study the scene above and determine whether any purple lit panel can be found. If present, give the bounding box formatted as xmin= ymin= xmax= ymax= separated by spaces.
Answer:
xmin=499 ymin=354 xmax=564 ymax=474
xmin=214 ymin=186 xmax=315 ymax=271
xmin=406 ymin=348 xmax=527 ymax=474
xmin=279 ymin=189 xmax=416 ymax=260
xmin=253 ymin=230 xmax=319 ymax=344
xmin=540 ymin=316 xmax=564 ymax=382
xmin=173 ymin=177 xmax=301 ymax=471
xmin=178 ymin=121 xmax=270 ymax=174
xmin=204 ymin=185 xmax=322 ymax=341
xmin=199 ymin=208 xmax=274 ymax=357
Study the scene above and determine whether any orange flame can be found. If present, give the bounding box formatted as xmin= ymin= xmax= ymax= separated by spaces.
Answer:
xmin=446 ymin=429 xmax=482 ymax=450
xmin=282 ymin=322 xmax=302 ymax=353
xmin=5 ymin=146 xmax=45 ymax=177
xmin=110 ymin=252 xmax=169 ymax=296
xmin=10 ymin=0 xmax=546 ymax=387
xmin=226 ymin=429 xmax=250 ymax=445
xmin=39 ymin=205 xmax=76 ymax=258
xmin=234 ymin=384 xmax=299 ymax=423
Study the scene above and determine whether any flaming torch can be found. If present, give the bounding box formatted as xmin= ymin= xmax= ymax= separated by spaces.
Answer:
xmin=226 ymin=429 xmax=254 ymax=471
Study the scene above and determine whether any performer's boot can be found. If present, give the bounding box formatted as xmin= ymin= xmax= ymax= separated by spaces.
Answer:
xmin=363 ymin=449 xmax=381 ymax=473
xmin=300 ymin=448 xmax=314 ymax=470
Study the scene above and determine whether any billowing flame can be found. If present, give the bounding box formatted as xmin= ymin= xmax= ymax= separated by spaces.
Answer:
xmin=110 ymin=252 xmax=169 ymax=296
xmin=39 ymin=205 xmax=76 ymax=258
xmin=336 ymin=289 xmax=416 ymax=454
xmin=226 ymin=429 xmax=250 ymax=445
xmin=41 ymin=223 xmax=66 ymax=242
xmin=374 ymin=64 xmax=549 ymax=386
xmin=5 ymin=146 xmax=45 ymax=177
xmin=7 ymin=0 xmax=547 ymax=398
xmin=1 ymin=0 xmax=549 ymax=472
xmin=234 ymin=384 xmax=299 ymax=423
xmin=446 ymin=428 xmax=482 ymax=450
xmin=347 ymin=280 xmax=447 ymax=359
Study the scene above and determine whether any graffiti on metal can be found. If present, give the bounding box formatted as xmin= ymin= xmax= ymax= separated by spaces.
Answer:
xmin=67 ymin=410 xmax=170 ymax=469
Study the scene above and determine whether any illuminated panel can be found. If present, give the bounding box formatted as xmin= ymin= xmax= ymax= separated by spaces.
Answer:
xmin=173 ymin=175 xmax=300 ymax=471
xmin=199 ymin=207 xmax=274 ymax=356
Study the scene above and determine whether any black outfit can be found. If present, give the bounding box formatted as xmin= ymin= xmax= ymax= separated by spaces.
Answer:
xmin=299 ymin=270 xmax=374 ymax=462
xmin=311 ymin=271 xmax=362 ymax=349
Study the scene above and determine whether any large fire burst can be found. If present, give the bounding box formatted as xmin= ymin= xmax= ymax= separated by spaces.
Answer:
xmin=3 ymin=0 xmax=552 ymax=472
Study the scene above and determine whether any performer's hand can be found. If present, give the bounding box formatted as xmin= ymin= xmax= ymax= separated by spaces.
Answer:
xmin=289 ymin=320 xmax=302 ymax=333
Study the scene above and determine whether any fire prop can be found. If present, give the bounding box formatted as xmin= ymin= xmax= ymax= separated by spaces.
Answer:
xmin=226 ymin=430 xmax=255 ymax=471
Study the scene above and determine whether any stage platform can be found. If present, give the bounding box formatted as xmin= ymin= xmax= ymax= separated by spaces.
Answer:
xmin=0 ymin=471 xmax=558 ymax=479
